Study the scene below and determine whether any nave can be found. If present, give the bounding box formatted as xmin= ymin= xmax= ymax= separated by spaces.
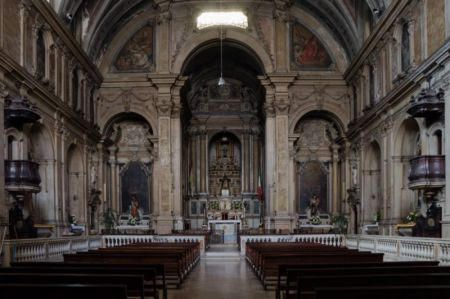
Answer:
xmin=168 ymin=258 xmax=272 ymax=299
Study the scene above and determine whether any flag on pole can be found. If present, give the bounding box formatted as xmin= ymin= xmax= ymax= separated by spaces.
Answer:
xmin=256 ymin=175 xmax=264 ymax=202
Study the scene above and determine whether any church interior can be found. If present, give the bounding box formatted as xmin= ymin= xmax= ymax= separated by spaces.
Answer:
xmin=1 ymin=0 xmax=450 ymax=297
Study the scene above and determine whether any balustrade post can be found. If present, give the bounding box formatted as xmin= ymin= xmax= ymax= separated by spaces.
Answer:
xmin=2 ymin=241 xmax=11 ymax=267
xmin=45 ymin=241 xmax=49 ymax=260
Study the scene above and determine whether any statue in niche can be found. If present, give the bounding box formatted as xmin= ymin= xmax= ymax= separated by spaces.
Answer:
xmin=309 ymin=195 xmax=320 ymax=216
xmin=222 ymin=143 xmax=228 ymax=158
xmin=128 ymin=194 xmax=142 ymax=224
xmin=220 ymin=175 xmax=231 ymax=197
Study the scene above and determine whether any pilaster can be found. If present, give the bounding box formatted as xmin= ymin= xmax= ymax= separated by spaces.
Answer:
xmin=148 ymin=73 xmax=181 ymax=234
xmin=443 ymin=87 xmax=450 ymax=237
xmin=262 ymin=73 xmax=296 ymax=230
xmin=0 ymin=78 xmax=8 ymax=224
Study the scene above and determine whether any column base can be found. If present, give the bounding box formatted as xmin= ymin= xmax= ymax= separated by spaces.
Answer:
xmin=274 ymin=215 xmax=293 ymax=232
xmin=441 ymin=220 xmax=450 ymax=238
xmin=173 ymin=216 xmax=184 ymax=231
xmin=156 ymin=216 xmax=174 ymax=234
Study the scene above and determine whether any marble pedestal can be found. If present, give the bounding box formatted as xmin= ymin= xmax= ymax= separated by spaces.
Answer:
xmin=156 ymin=215 xmax=174 ymax=234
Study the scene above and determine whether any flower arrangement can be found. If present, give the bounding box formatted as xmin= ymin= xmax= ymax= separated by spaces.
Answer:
xmin=373 ymin=211 xmax=381 ymax=223
xmin=128 ymin=217 xmax=137 ymax=225
xmin=208 ymin=201 xmax=219 ymax=210
xmin=310 ymin=215 xmax=322 ymax=225
xmin=331 ymin=214 xmax=348 ymax=234
xmin=405 ymin=211 xmax=418 ymax=223
xmin=232 ymin=201 xmax=243 ymax=210
xmin=68 ymin=215 xmax=77 ymax=225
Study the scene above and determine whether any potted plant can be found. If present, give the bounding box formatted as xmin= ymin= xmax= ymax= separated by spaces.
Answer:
xmin=309 ymin=215 xmax=322 ymax=225
xmin=331 ymin=214 xmax=348 ymax=234
xmin=101 ymin=208 xmax=118 ymax=234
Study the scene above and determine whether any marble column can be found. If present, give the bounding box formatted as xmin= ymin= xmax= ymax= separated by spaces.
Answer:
xmin=442 ymin=89 xmax=450 ymax=237
xmin=270 ymin=74 xmax=296 ymax=230
xmin=199 ymin=127 xmax=207 ymax=195
xmin=148 ymin=74 xmax=178 ymax=234
xmin=331 ymin=145 xmax=340 ymax=214
xmin=171 ymin=77 xmax=186 ymax=230
xmin=0 ymin=80 xmax=7 ymax=224
xmin=259 ymin=77 xmax=275 ymax=228
xmin=108 ymin=146 xmax=118 ymax=213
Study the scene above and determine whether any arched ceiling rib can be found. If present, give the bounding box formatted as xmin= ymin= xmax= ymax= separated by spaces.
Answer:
xmin=54 ymin=0 xmax=387 ymax=66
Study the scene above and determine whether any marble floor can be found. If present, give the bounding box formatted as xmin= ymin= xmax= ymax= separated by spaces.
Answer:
xmin=168 ymin=258 xmax=273 ymax=299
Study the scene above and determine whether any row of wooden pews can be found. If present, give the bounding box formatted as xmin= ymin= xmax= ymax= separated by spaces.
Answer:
xmin=246 ymin=241 xmax=450 ymax=299
xmin=0 ymin=241 xmax=201 ymax=299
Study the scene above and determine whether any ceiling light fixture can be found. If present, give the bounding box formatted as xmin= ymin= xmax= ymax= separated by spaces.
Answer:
xmin=218 ymin=1 xmax=226 ymax=86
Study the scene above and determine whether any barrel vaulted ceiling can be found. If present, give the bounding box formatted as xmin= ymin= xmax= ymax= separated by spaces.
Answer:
xmin=53 ymin=0 xmax=389 ymax=68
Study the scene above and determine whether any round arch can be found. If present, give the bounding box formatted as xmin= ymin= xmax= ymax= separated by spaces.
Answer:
xmin=99 ymin=107 xmax=157 ymax=136
xmin=173 ymin=28 xmax=273 ymax=74
xmin=290 ymin=104 xmax=348 ymax=135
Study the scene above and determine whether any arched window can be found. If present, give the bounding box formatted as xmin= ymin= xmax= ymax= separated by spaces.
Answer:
xmin=432 ymin=130 xmax=443 ymax=155
xmin=36 ymin=29 xmax=46 ymax=79
xmin=369 ymin=64 xmax=375 ymax=105
xmin=7 ymin=136 xmax=15 ymax=160
xmin=401 ymin=21 xmax=411 ymax=71
xmin=71 ymin=68 xmax=79 ymax=109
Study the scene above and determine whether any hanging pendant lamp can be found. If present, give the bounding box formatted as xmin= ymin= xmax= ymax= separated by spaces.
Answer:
xmin=218 ymin=1 xmax=226 ymax=86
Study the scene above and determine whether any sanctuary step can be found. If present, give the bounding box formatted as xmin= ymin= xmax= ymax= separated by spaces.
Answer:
xmin=204 ymin=244 xmax=240 ymax=260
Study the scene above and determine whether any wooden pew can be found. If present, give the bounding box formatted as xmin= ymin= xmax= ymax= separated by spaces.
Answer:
xmin=312 ymin=285 xmax=450 ymax=299
xmin=64 ymin=252 xmax=184 ymax=287
xmin=259 ymin=252 xmax=383 ymax=288
xmin=0 ymin=273 xmax=145 ymax=299
xmin=296 ymin=273 xmax=450 ymax=299
xmin=244 ymin=242 xmax=384 ymax=289
xmin=0 ymin=283 xmax=128 ymax=299
xmin=277 ymin=261 xmax=440 ymax=299
xmin=8 ymin=263 xmax=163 ymax=299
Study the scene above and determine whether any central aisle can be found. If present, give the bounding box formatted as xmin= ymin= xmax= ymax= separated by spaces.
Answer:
xmin=168 ymin=258 xmax=273 ymax=299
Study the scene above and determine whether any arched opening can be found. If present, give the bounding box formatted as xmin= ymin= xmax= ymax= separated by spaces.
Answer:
xmin=102 ymin=112 xmax=155 ymax=227
xmin=67 ymin=144 xmax=85 ymax=225
xmin=393 ymin=118 xmax=420 ymax=222
xmin=431 ymin=130 xmax=443 ymax=155
xmin=36 ymin=29 xmax=46 ymax=80
xmin=71 ymin=68 xmax=79 ymax=110
xmin=293 ymin=111 xmax=343 ymax=218
xmin=7 ymin=135 xmax=17 ymax=160
xmin=363 ymin=141 xmax=382 ymax=224
xmin=401 ymin=20 xmax=411 ymax=72
xmin=29 ymin=124 xmax=56 ymax=224
xmin=181 ymin=40 xmax=265 ymax=231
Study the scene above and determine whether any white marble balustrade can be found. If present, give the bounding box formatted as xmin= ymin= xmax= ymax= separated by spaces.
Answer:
xmin=239 ymin=234 xmax=344 ymax=256
xmin=345 ymin=235 xmax=450 ymax=265
xmin=1 ymin=236 xmax=102 ymax=266
xmin=102 ymin=235 xmax=207 ymax=254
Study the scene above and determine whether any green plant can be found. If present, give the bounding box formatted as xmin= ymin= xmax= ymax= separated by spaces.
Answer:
xmin=373 ymin=211 xmax=381 ymax=223
xmin=208 ymin=201 xmax=219 ymax=210
xmin=101 ymin=208 xmax=118 ymax=230
xmin=232 ymin=201 xmax=243 ymax=210
xmin=405 ymin=211 xmax=418 ymax=223
xmin=332 ymin=214 xmax=348 ymax=234
xmin=310 ymin=215 xmax=321 ymax=225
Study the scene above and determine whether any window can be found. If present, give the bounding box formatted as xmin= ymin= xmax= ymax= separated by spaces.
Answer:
xmin=197 ymin=12 xmax=248 ymax=30
xmin=432 ymin=130 xmax=443 ymax=155
xmin=401 ymin=21 xmax=411 ymax=71
xmin=36 ymin=30 xmax=45 ymax=79
xmin=71 ymin=68 xmax=79 ymax=109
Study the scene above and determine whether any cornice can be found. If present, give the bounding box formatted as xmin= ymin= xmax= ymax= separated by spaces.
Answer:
xmin=0 ymin=49 xmax=101 ymax=140
xmin=346 ymin=39 xmax=450 ymax=140
xmin=344 ymin=0 xmax=410 ymax=81
xmin=31 ymin=0 xmax=103 ymax=84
